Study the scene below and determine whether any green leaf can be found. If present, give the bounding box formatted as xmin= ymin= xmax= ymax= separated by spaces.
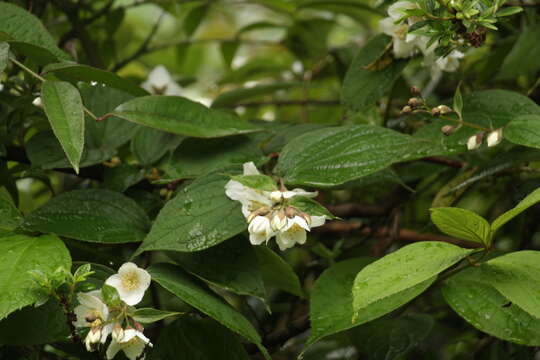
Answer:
xmin=101 ymin=284 xmax=121 ymax=307
xmin=229 ymin=174 xmax=277 ymax=192
xmin=103 ymin=164 xmax=144 ymax=192
xmin=430 ymin=207 xmax=491 ymax=246
xmin=482 ymin=251 xmax=540 ymax=319
xmin=183 ymin=4 xmax=209 ymax=36
xmin=498 ymin=25 xmax=540 ymax=79
xmin=211 ymin=82 xmax=302 ymax=108
xmin=0 ymin=300 xmax=69 ymax=345
xmin=453 ymin=84 xmax=463 ymax=119
xmin=132 ymin=308 xmax=182 ymax=324
xmin=148 ymin=263 xmax=269 ymax=359
xmin=0 ymin=234 xmax=71 ymax=320
xmin=352 ymin=242 xmax=474 ymax=316
xmin=111 ymin=96 xmax=259 ymax=138
xmin=0 ymin=187 xmax=22 ymax=231
xmin=342 ymin=34 xmax=408 ymax=111
xmin=491 ymin=187 xmax=540 ymax=233
xmin=504 ymin=115 xmax=540 ymax=149
xmin=149 ymin=316 xmax=250 ymax=360
xmin=21 ymin=189 xmax=151 ymax=244
xmin=253 ymin=246 xmax=303 ymax=297
xmin=495 ymin=6 xmax=523 ymax=17
xmin=41 ymin=81 xmax=85 ymax=173
xmin=164 ymin=136 xmax=267 ymax=180
xmin=288 ymin=196 xmax=336 ymax=219
xmin=274 ymin=125 xmax=454 ymax=187
xmin=131 ymin=127 xmax=182 ymax=166
xmin=0 ymin=42 xmax=8 ymax=74
xmin=442 ymin=266 xmax=540 ymax=346
xmin=43 ymin=63 xmax=147 ymax=97
xmin=307 ymin=258 xmax=435 ymax=348
xmin=136 ymin=172 xmax=246 ymax=254
xmin=0 ymin=3 xmax=69 ymax=61
xmin=349 ymin=314 xmax=434 ymax=360
xmin=166 ymin=237 xmax=267 ymax=302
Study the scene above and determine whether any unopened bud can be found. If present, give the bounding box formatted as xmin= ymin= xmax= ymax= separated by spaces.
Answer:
xmin=32 ymin=97 xmax=43 ymax=107
xmin=487 ymin=128 xmax=503 ymax=147
xmin=271 ymin=211 xmax=287 ymax=231
xmin=407 ymin=97 xmax=422 ymax=107
xmin=112 ymin=324 xmax=124 ymax=341
xmin=285 ymin=206 xmax=297 ymax=219
xmin=134 ymin=322 xmax=144 ymax=332
xmin=410 ymin=86 xmax=421 ymax=95
xmin=270 ymin=191 xmax=283 ymax=203
xmin=432 ymin=105 xmax=453 ymax=116
xmin=85 ymin=327 xmax=102 ymax=351
xmin=247 ymin=207 xmax=271 ymax=223
xmin=299 ymin=212 xmax=312 ymax=226
xmin=401 ymin=105 xmax=412 ymax=114
xmin=441 ymin=125 xmax=456 ymax=136
xmin=467 ymin=133 xmax=483 ymax=150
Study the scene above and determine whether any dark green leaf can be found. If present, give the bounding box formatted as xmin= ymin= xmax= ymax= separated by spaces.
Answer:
xmin=491 ymin=187 xmax=540 ymax=233
xmin=111 ymin=96 xmax=259 ymax=138
xmin=132 ymin=308 xmax=182 ymax=324
xmin=353 ymin=242 xmax=474 ymax=316
xmin=148 ymin=263 xmax=269 ymax=359
xmin=0 ymin=187 xmax=22 ymax=231
xmin=504 ymin=115 xmax=540 ymax=149
xmin=167 ymin=237 xmax=267 ymax=302
xmin=21 ymin=189 xmax=151 ymax=244
xmin=41 ymin=81 xmax=85 ymax=173
xmin=342 ymin=34 xmax=407 ymax=111
xmin=136 ymin=172 xmax=246 ymax=253
xmin=288 ymin=196 xmax=336 ymax=219
xmin=229 ymin=174 xmax=277 ymax=191
xmin=253 ymin=246 xmax=303 ymax=297
xmin=211 ymin=82 xmax=302 ymax=108
xmin=0 ymin=42 xmax=8 ymax=74
xmin=442 ymin=266 xmax=540 ymax=346
xmin=149 ymin=316 xmax=249 ymax=360
xmin=498 ymin=25 xmax=540 ymax=79
xmin=0 ymin=234 xmax=71 ymax=320
xmin=430 ymin=207 xmax=490 ymax=245
xmin=131 ymin=127 xmax=182 ymax=166
xmin=183 ymin=4 xmax=209 ymax=36
xmin=103 ymin=164 xmax=144 ymax=192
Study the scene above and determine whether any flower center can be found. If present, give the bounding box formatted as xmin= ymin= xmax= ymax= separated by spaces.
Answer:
xmin=121 ymin=271 xmax=140 ymax=291
xmin=287 ymin=224 xmax=303 ymax=234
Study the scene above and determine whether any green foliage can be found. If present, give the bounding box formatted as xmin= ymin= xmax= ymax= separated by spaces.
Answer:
xmin=430 ymin=207 xmax=491 ymax=245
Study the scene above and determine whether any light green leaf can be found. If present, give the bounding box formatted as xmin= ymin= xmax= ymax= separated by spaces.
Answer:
xmin=353 ymin=242 xmax=474 ymax=316
xmin=43 ymin=63 xmax=147 ymax=97
xmin=253 ymin=246 xmax=303 ymax=297
xmin=166 ymin=237 xmax=267 ymax=302
xmin=0 ymin=3 xmax=69 ymax=61
xmin=111 ymin=96 xmax=259 ymax=138
xmin=482 ymin=251 xmax=540 ymax=319
xmin=148 ymin=263 xmax=269 ymax=359
xmin=0 ymin=187 xmax=22 ymax=231
xmin=0 ymin=42 xmax=8 ymax=74
xmin=504 ymin=115 xmax=540 ymax=149
xmin=136 ymin=172 xmax=246 ymax=254
xmin=495 ymin=6 xmax=523 ymax=16
xmin=21 ymin=189 xmax=150 ymax=243
xmin=149 ymin=316 xmax=250 ymax=360
xmin=307 ymin=258 xmax=435 ymax=348
xmin=132 ymin=308 xmax=182 ymax=324
xmin=342 ymin=34 xmax=407 ymax=111
xmin=0 ymin=234 xmax=71 ymax=320
xmin=443 ymin=266 xmax=540 ymax=346
xmin=41 ymin=81 xmax=85 ymax=173
xmin=491 ymin=187 xmax=540 ymax=233
xmin=229 ymin=174 xmax=277 ymax=191
xmin=430 ymin=207 xmax=491 ymax=246
xmin=288 ymin=195 xmax=336 ymax=219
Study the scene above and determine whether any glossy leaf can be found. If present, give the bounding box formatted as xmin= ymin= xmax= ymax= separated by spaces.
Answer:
xmin=491 ymin=187 xmax=540 ymax=233
xmin=342 ymin=34 xmax=407 ymax=111
xmin=504 ymin=115 xmax=540 ymax=149
xmin=430 ymin=207 xmax=490 ymax=245
xmin=0 ymin=3 xmax=69 ymax=61
xmin=352 ymin=242 xmax=473 ymax=316
xmin=0 ymin=187 xmax=22 ymax=231
xmin=41 ymin=81 xmax=85 ymax=173
xmin=136 ymin=172 xmax=246 ymax=254
xmin=149 ymin=316 xmax=249 ymax=360
xmin=131 ymin=127 xmax=182 ymax=166
xmin=22 ymin=189 xmax=151 ymax=243
xmin=111 ymin=96 xmax=259 ymax=138
xmin=148 ymin=263 xmax=269 ymax=358
xmin=288 ymin=196 xmax=336 ymax=219
xmin=0 ymin=234 xmax=71 ymax=320
xmin=167 ymin=237 xmax=267 ymax=302
xmin=482 ymin=251 xmax=540 ymax=319
xmin=443 ymin=266 xmax=540 ymax=346
xmin=132 ymin=308 xmax=182 ymax=324
xmin=253 ymin=246 xmax=303 ymax=297
xmin=308 ymin=258 xmax=435 ymax=348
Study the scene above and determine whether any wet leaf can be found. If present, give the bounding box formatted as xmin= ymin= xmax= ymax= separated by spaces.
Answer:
xmin=253 ymin=246 xmax=303 ymax=297
xmin=504 ymin=114 xmax=540 ymax=150
xmin=133 ymin=308 xmax=182 ymax=324
xmin=430 ymin=207 xmax=490 ymax=245
xmin=0 ymin=187 xmax=22 ymax=231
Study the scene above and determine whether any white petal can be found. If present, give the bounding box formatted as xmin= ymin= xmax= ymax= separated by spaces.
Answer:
xmin=243 ymin=162 xmax=260 ymax=175
xmin=105 ymin=274 xmax=122 ymax=292
xmin=283 ymin=189 xmax=318 ymax=199
xmin=292 ymin=216 xmax=310 ymax=231
xmin=73 ymin=304 xmax=91 ymax=327
xmin=147 ymin=65 xmax=173 ymax=89
xmin=249 ymin=232 xmax=267 ymax=245
xmin=100 ymin=323 xmax=113 ymax=343
xmin=388 ymin=1 xmax=416 ymax=20
xmin=119 ymin=329 xmax=138 ymax=343
xmin=275 ymin=232 xmax=298 ymax=251
xmin=393 ymin=38 xmax=416 ymax=58
xmin=379 ymin=18 xmax=396 ymax=37
xmin=118 ymin=262 xmax=139 ymax=276
xmin=106 ymin=340 xmax=123 ymax=360
xmin=122 ymin=339 xmax=146 ymax=360
xmin=123 ymin=289 xmax=146 ymax=306
xmin=135 ymin=331 xmax=152 ymax=345
xmin=310 ymin=215 xmax=327 ymax=228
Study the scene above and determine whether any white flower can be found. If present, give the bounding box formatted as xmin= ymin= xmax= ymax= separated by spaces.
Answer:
xmin=0 ymin=82 xmax=4 ymax=92
xmin=84 ymin=327 xmax=103 ymax=352
xmin=379 ymin=18 xmax=417 ymax=59
xmin=73 ymin=291 xmax=112 ymax=343
xmin=105 ymin=263 xmax=151 ymax=306
xmin=106 ymin=329 xmax=152 ymax=360
xmin=487 ymin=128 xmax=503 ymax=147
xmin=32 ymin=97 xmax=42 ymax=107
xmin=434 ymin=50 xmax=464 ymax=72
xmin=275 ymin=215 xmax=326 ymax=251
xmin=142 ymin=65 xmax=182 ymax=96
xmin=248 ymin=215 xmax=274 ymax=245
xmin=467 ymin=133 xmax=482 ymax=150
xmin=387 ymin=0 xmax=417 ymax=21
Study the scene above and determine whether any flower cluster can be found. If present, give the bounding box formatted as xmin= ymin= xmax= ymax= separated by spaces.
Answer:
xmin=467 ymin=128 xmax=503 ymax=150
xmin=225 ymin=162 xmax=328 ymax=251
xmin=74 ymin=262 xmax=153 ymax=360
xmin=380 ymin=1 xmax=464 ymax=73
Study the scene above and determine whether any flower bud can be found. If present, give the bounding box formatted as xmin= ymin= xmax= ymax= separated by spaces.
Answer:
xmin=441 ymin=125 xmax=456 ymax=136
xmin=271 ymin=211 xmax=287 ymax=231
xmin=85 ymin=327 xmax=102 ymax=351
xmin=467 ymin=133 xmax=483 ymax=150
xmin=32 ymin=97 xmax=43 ymax=107
xmin=410 ymin=86 xmax=421 ymax=95
xmin=270 ymin=191 xmax=283 ymax=203
xmin=407 ymin=97 xmax=422 ymax=107
xmin=112 ymin=323 xmax=124 ymax=342
xmin=134 ymin=322 xmax=144 ymax=332
xmin=487 ymin=128 xmax=503 ymax=147
xmin=431 ymin=105 xmax=452 ymax=116
xmin=299 ymin=212 xmax=312 ymax=226
xmin=285 ymin=206 xmax=297 ymax=219
xmin=401 ymin=105 xmax=412 ymax=114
